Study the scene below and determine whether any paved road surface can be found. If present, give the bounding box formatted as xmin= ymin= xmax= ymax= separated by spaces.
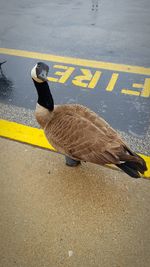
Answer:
xmin=0 ymin=138 xmax=150 ymax=267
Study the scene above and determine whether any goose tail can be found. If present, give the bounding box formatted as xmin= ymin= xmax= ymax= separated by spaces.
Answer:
xmin=116 ymin=148 xmax=147 ymax=178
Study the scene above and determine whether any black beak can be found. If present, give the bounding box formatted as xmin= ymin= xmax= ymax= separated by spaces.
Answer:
xmin=37 ymin=69 xmax=48 ymax=81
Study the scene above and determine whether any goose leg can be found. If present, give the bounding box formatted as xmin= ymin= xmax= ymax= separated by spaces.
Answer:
xmin=65 ymin=156 xmax=81 ymax=167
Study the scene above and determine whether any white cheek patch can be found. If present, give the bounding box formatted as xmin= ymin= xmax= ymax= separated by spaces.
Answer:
xmin=31 ymin=65 xmax=44 ymax=83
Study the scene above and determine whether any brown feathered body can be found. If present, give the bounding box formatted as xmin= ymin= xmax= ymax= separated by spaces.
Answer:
xmin=31 ymin=63 xmax=147 ymax=178
xmin=35 ymin=103 xmax=146 ymax=172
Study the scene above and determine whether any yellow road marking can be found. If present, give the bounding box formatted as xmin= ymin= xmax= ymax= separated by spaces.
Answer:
xmin=88 ymin=71 xmax=102 ymax=89
xmin=0 ymin=119 xmax=55 ymax=151
xmin=72 ymin=69 xmax=95 ymax=88
xmin=0 ymin=47 xmax=150 ymax=75
xmin=140 ymin=78 xmax=150 ymax=97
xmin=106 ymin=73 xmax=119 ymax=91
xmin=121 ymin=89 xmax=140 ymax=96
xmin=48 ymin=65 xmax=75 ymax=83
xmin=0 ymin=119 xmax=150 ymax=178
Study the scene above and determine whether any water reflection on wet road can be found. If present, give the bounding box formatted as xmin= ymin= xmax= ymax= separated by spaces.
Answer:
xmin=0 ymin=61 xmax=14 ymax=101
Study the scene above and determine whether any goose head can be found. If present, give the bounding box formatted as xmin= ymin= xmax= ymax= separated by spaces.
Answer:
xmin=31 ymin=62 xmax=54 ymax=111
xmin=31 ymin=62 xmax=49 ymax=83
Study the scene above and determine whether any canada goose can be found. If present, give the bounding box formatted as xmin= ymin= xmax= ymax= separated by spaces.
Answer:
xmin=31 ymin=62 xmax=147 ymax=178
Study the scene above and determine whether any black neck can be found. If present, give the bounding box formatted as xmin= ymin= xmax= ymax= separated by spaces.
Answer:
xmin=32 ymin=79 xmax=54 ymax=111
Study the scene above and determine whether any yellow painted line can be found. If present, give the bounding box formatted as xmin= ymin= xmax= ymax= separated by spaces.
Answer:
xmin=138 ymin=154 xmax=150 ymax=179
xmin=0 ymin=119 xmax=56 ymax=151
xmin=0 ymin=119 xmax=150 ymax=178
xmin=106 ymin=73 xmax=119 ymax=91
xmin=121 ymin=89 xmax=140 ymax=96
xmin=140 ymin=78 xmax=150 ymax=97
xmin=0 ymin=47 xmax=150 ymax=75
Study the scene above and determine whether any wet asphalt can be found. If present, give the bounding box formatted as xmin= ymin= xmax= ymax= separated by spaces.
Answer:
xmin=0 ymin=0 xmax=150 ymax=66
xmin=0 ymin=0 xmax=150 ymax=154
